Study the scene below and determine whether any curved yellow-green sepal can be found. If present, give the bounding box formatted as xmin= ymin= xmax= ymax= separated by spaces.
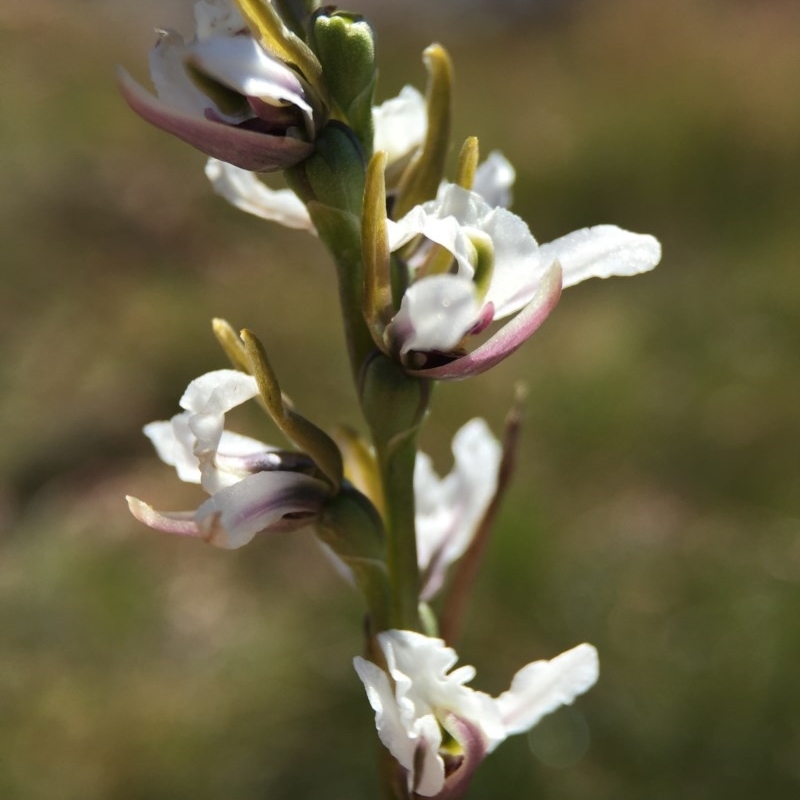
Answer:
xmin=393 ymin=43 xmax=454 ymax=220
xmin=362 ymin=150 xmax=393 ymax=349
xmin=455 ymin=135 xmax=479 ymax=191
xmin=234 ymin=0 xmax=327 ymax=102
xmin=212 ymin=318 xmax=250 ymax=373
xmin=241 ymin=328 xmax=343 ymax=488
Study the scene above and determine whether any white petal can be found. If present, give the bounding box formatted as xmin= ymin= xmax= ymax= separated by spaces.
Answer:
xmin=494 ymin=643 xmax=599 ymax=740
xmin=179 ymin=369 xmax=259 ymax=416
xmin=472 ymin=151 xmax=515 ymax=209
xmin=189 ymin=36 xmax=311 ymax=118
xmin=414 ymin=451 xmax=451 ymax=570
xmin=387 ymin=275 xmax=482 ymax=355
xmin=473 ymin=205 xmax=545 ymax=318
xmin=205 ymin=159 xmax=314 ymax=230
xmin=144 ymin=416 xmax=202 ymax=484
xmin=216 ymin=429 xmax=273 ymax=458
xmin=183 ymin=370 xmax=261 ymax=487
xmin=443 ymin=418 xmax=502 ymax=565
xmin=373 ymin=85 xmax=427 ymax=166
xmin=379 ymin=631 xmax=505 ymax=744
xmin=390 ymin=184 xmax=544 ymax=320
xmin=387 ymin=206 xmax=476 ymax=278
xmin=354 ymin=657 xmax=423 ymax=777
xmin=194 ymin=0 xmax=246 ymax=40
xmin=411 ymin=716 xmax=446 ymax=796
xmin=149 ymin=30 xmax=215 ymax=117
xmin=539 ymin=225 xmax=661 ymax=289
xmin=415 ymin=420 xmax=501 ymax=598
xmin=416 ymin=419 xmax=502 ymax=599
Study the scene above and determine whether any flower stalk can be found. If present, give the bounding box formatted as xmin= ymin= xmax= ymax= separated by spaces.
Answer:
xmin=360 ymin=354 xmax=430 ymax=631
xmin=121 ymin=2 xmax=663 ymax=796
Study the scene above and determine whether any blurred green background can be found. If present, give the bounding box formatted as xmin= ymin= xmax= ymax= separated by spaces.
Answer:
xmin=2 ymin=0 xmax=799 ymax=797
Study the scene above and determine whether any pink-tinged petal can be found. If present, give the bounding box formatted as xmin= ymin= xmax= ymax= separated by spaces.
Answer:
xmin=494 ymin=643 xmax=599 ymax=739
xmin=386 ymin=275 xmax=482 ymax=356
xmin=195 ymin=471 xmax=329 ymax=548
xmin=126 ymin=496 xmax=202 ymax=537
xmin=435 ymin=713 xmax=488 ymax=800
xmin=539 ymin=225 xmax=661 ymax=289
xmin=118 ymin=67 xmax=314 ymax=172
xmin=205 ymin=158 xmax=314 ymax=230
xmin=407 ymin=260 xmax=562 ymax=380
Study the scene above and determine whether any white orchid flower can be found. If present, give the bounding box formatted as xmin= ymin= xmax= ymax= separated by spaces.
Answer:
xmin=118 ymin=0 xmax=324 ymax=172
xmin=354 ymin=630 xmax=599 ymax=798
xmin=127 ymin=369 xmax=329 ymax=548
xmin=382 ymin=182 xmax=661 ymax=379
xmin=415 ymin=419 xmax=502 ymax=600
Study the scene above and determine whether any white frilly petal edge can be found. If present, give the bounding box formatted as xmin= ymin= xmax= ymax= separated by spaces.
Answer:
xmin=353 ymin=656 xmax=444 ymax=789
xmin=205 ymin=158 xmax=314 ymax=231
xmin=494 ymin=643 xmax=599 ymax=740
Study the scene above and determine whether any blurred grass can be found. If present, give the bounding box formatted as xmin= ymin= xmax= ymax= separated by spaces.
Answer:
xmin=1 ymin=0 xmax=799 ymax=797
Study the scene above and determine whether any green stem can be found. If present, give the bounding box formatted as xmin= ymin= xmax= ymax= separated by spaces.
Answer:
xmin=376 ymin=429 xmax=422 ymax=630
xmin=335 ymin=251 xmax=379 ymax=385
xmin=304 ymin=203 xmax=376 ymax=385
xmin=360 ymin=355 xmax=429 ymax=631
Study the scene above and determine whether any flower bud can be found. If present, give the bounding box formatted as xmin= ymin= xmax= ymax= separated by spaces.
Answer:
xmin=309 ymin=9 xmax=377 ymax=157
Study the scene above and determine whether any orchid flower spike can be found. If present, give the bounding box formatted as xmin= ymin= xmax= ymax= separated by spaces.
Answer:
xmin=375 ymin=181 xmax=661 ymax=380
xmin=127 ymin=369 xmax=331 ymax=548
xmin=355 ymin=630 xmax=599 ymax=798
xmin=415 ymin=419 xmax=502 ymax=601
xmin=118 ymin=0 xmax=327 ymax=172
